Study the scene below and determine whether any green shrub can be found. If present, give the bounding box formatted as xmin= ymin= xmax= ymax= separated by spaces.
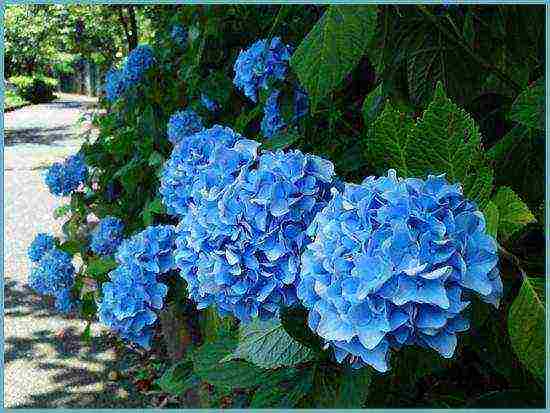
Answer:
xmin=9 ymin=75 xmax=58 ymax=103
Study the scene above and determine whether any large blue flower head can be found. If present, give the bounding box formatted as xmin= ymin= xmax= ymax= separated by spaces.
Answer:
xmin=166 ymin=109 xmax=204 ymax=145
xmin=160 ymin=125 xmax=259 ymax=216
xmin=90 ymin=216 xmax=125 ymax=256
xmin=116 ymin=225 xmax=177 ymax=274
xmin=104 ymin=67 xmax=125 ymax=103
xmin=29 ymin=248 xmax=75 ymax=312
xmin=175 ymin=149 xmax=336 ymax=323
xmin=98 ymin=264 xmax=168 ymax=348
xmin=171 ymin=24 xmax=188 ymax=48
xmin=233 ymin=37 xmax=292 ymax=103
xmin=28 ymin=233 xmax=56 ymax=263
xmin=122 ymin=44 xmax=155 ymax=87
xmin=261 ymin=89 xmax=286 ymax=139
xmin=45 ymin=153 xmax=88 ymax=196
xmin=298 ymin=169 xmax=502 ymax=373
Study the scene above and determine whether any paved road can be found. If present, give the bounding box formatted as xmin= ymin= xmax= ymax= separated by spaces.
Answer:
xmin=3 ymin=94 xmax=146 ymax=407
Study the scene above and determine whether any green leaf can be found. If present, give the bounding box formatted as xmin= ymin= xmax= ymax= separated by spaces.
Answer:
xmin=467 ymin=390 xmax=545 ymax=408
xmin=142 ymin=197 xmax=166 ymax=226
xmin=53 ymin=204 xmax=71 ymax=219
xmin=261 ymin=128 xmax=300 ymax=151
xmin=250 ymin=368 xmax=313 ymax=408
xmin=156 ymin=360 xmax=196 ymax=396
xmin=58 ymin=239 xmax=81 ymax=255
xmin=462 ymin=11 xmax=475 ymax=48
xmin=192 ymin=332 xmax=269 ymax=390
xmin=86 ymin=256 xmax=117 ymax=278
xmin=279 ymin=305 xmax=324 ymax=353
xmin=509 ymin=78 xmax=544 ymax=130
xmin=291 ymin=5 xmax=378 ymax=111
xmin=508 ymin=276 xmax=545 ymax=382
xmin=483 ymin=201 xmax=499 ymax=239
xmin=492 ymin=187 xmax=536 ymax=241
xmin=362 ymin=84 xmax=384 ymax=127
xmin=367 ymin=100 xmax=414 ymax=176
xmin=148 ymin=151 xmax=165 ymax=168
xmin=81 ymin=322 xmax=92 ymax=344
xmin=391 ymin=346 xmax=453 ymax=388
xmin=222 ymin=318 xmax=313 ymax=369
xmin=335 ymin=367 xmax=373 ymax=408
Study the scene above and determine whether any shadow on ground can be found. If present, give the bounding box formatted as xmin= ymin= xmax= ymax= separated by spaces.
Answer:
xmin=4 ymin=280 xmax=148 ymax=408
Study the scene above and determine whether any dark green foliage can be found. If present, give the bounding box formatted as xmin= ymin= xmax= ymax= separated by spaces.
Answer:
xmin=9 ymin=75 xmax=58 ymax=103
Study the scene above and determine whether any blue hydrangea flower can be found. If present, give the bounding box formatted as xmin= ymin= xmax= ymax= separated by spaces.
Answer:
xmin=233 ymin=37 xmax=292 ymax=102
xmin=28 ymin=233 xmax=56 ymax=263
xmin=54 ymin=288 xmax=75 ymax=314
xmin=122 ymin=44 xmax=155 ymax=88
xmin=104 ymin=68 xmax=125 ymax=103
xmin=292 ymin=87 xmax=309 ymax=122
xmin=171 ymin=24 xmax=188 ymax=47
xmin=116 ymin=225 xmax=177 ymax=274
xmin=98 ymin=264 xmax=168 ymax=348
xmin=167 ymin=109 xmax=204 ymax=145
xmin=45 ymin=154 xmax=88 ymax=196
xmin=261 ymin=89 xmax=286 ymax=139
xmin=90 ymin=216 xmax=125 ymax=256
xmin=29 ymin=248 xmax=75 ymax=303
xmin=201 ymin=93 xmax=220 ymax=112
xmin=160 ymin=125 xmax=260 ymax=216
xmin=175 ymin=150 xmax=336 ymax=322
xmin=297 ymin=169 xmax=502 ymax=373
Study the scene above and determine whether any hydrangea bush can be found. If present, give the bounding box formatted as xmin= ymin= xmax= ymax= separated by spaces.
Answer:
xmin=27 ymin=6 xmax=542 ymax=408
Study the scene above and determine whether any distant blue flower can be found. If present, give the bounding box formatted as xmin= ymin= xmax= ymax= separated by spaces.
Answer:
xmin=28 ymin=233 xmax=56 ymax=263
xmin=171 ymin=24 xmax=188 ymax=48
xmin=292 ymin=87 xmax=309 ymax=122
xmin=105 ymin=181 xmax=121 ymax=202
xmin=167 ymin=109 xmax=204 ymax=145
xmin=54 ymin=288 xmax=75 ymax=314
xmin=160 ymin=125 xmax=259 ymax=216
xmin=261 ymin=89 xmax=286 ymax=138
xmin=201 ymin=93 xmax=220 ymax=112
xmin=104 ymin=68 xmax=125 ymax=103
xmin=298 ymin=170 xmax=502 ymax=373
xmin=233 ymin=37 xmax=292 ymax=102
xmin=90 ymin=216 xmax=125 ymax=256
xmin=122 ymin=44 xmax=155 ymax=88
xmin=29 ymin=248 xmax=75 ymax=301
xmin=175 ymin=150 xmax=336 ymax=322
xmin=45 ymin=153 xmax=88 ymax=196
xmin=98 ymin=264 xmax=168 ymax=348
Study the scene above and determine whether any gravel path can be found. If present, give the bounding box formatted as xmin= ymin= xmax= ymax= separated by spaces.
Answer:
xmin=3 ymin=94 xmax=146 ymax=408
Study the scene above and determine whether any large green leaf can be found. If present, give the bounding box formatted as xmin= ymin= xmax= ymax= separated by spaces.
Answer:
xmin=223 ymin=318 xmax=313 ymax=369
xmin=279 ymin=305 xmax=325 ymax=353
xmin=85 ymin=256 xmax=117 ymax=278
xmin=291 ymin=5 xmax=378 ymax=111
xmin=250 ymin=368 xmax=313 ymax=408
xmin=509 ymin=78 xmax=544 ymax=131
xmin=482 ymin=201 xmax=499 ymax=239
xmin=508 ymin=276 xmax=546 ymax=382
xmin=156 ymin=359 xmax=196 ymax=396
xmin=492 ymin=187 xmax=536 ymax=242
xmin=335 ymin=367 xmax=373 ymax=408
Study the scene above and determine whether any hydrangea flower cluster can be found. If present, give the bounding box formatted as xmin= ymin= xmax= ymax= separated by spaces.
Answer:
xmin=28 ymin=233 xmax=56 ymax=263
xmin=160 ymin=125 xmax=259 ymax=216
xmin=297 ymin=169 xmax=502 ymax=372
xmin=171 ymin=24 xmax=188 ymax=47
xmin=122 ymin=44 xmax=155 ymax=88
xmin=98 ymin=225 xmax=176 ymax=348
xmin=90 ymin=216 xmax=125 ymax=256
xmin=201 ymin=93 xmax=219 ymax=112
xmin=233 ymin=37 xmax=292 ymax=102
xmin=175 ymin=149 xmax=336 ymax=322
xmin=45 ymin=153 xmax=88 ymax=196
xmin=167 ymin=109 xmax=204 ymax=145
xmin=261 ymin=89 xmax=286 ymax=138
xmin=28 ymin=248 xmax=75 ymax=314
xmin=104 ymin=68 xmax=125 ymax=103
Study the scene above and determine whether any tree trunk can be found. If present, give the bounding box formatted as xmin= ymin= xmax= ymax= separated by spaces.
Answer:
xmin=116 ymin=6 xmax=138 ymax=53
xmin=127 ymin=6 xmax=139 ymax=50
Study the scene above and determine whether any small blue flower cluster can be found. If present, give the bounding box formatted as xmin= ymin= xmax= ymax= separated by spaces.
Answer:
xmin=28 ymin=233 xmax=56 ymax=263
xmin=28 ymin=248 xmax=75 ymax=314
xmin=98 ymin=225 xmax=176 ymax=348
xmin=160 ymin=125 xmax=259 ymax=216
xmin=122 ymin=44 xmax=155 ymax=88
xmin=171 ymin=24 xmax=188 ymax=48
xmin=90 ymin=216 xmax=125 ymax=256
xmin=298 ymin=170 xmax=502 ymax=372
xmin=104 ymin=68 xmax=125 ymax=103
xmin=175 ymin=149 xmax=336 ymax=322
xmin=45 ymin=154 xmax=88 ymax=196
xmin=233 ymin=37 xmax=292 ymax=103
xmin=167 ymin=109 xmax=204 ymax=145
xmin=201 ymin=93 xmax=220 ymax=112
xmin=261 ymin=89 xmax=286 ymax=138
